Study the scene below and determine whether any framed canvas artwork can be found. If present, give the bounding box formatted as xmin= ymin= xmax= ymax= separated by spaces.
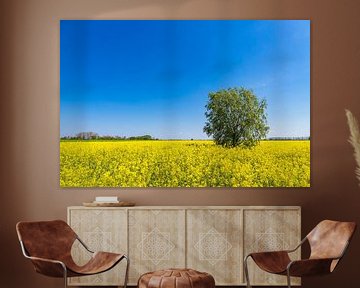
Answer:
xmin=60 ymin=20 xmax=310 ymax=187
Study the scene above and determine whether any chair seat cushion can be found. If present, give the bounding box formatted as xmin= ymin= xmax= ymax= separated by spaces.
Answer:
xmin=250 ymin=251 xmax=291 ymax=274
xmin=138 ymin=268 xmax=215 ymax=288
xmin=67 ymin=252 xmax=124 ymax=276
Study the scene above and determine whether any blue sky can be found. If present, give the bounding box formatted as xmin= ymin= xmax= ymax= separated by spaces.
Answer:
xmin=60 ymin=20 xmax=310 ymax=139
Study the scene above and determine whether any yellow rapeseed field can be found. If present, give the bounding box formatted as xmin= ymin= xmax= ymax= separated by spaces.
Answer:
xmin=60 ymin=140 xmax=310 ymax=187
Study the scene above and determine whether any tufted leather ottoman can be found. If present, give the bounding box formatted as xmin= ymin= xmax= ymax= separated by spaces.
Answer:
xmin=138 ymin=268 xmax=215 ymax=288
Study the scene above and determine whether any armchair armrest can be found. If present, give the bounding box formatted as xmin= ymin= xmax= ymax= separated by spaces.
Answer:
xmin=246 ymin=236 xmax=306 ymax=259
xmin=287 ymin=258 xmax=336 ymax=277
xmin=25 ymin=255 xmax=67 ymax=278
xmin=285 ymin=237 xmax=307 ymax=253
xmin=76 ymin=235 xmax=94 ymax=253
xmin=287 ymin=239 xmax=351 ymax=277
xmin=19 ymin=240 xmax=67 ymax=277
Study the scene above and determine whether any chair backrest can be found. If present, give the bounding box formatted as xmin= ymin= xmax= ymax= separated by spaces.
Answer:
xmin=16 ymin=220 xmax=77 ymax=261
xmin=307 ymin=220 xmax=356 ymax=261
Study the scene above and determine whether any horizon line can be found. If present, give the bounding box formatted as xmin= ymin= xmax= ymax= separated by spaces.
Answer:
xmin=60 ymin=136 xmax=311 ymax=140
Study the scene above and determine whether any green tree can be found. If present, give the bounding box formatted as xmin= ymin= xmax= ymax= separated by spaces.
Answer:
xmin=203 ymin=87 xmax=269 ymax=148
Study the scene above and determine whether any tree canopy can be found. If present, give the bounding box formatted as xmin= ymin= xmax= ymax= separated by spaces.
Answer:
xmin=203 ymin=87 xmax=269 ymax=148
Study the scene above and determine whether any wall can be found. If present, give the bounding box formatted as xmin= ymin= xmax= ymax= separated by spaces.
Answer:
xmin=1 ymin=0 xmax=360 ymax=287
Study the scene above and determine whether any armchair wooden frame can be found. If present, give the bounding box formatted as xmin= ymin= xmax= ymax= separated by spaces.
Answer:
xmin=16 ymin=220 xmax=129 ymax=288
xmin=244 ymin=220 xmax=356 ymax=288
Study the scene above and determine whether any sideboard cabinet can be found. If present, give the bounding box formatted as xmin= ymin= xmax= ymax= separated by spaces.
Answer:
xmin=67 ymin=206 xmax=301 ymax=286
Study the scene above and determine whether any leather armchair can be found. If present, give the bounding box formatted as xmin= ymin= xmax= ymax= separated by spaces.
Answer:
xmin=16 ymin=220 xmax=129 ymax=288
xmin=244 ymin=220 xmax=356 ymax=288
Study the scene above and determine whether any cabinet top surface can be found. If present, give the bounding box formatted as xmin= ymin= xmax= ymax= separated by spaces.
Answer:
xmin=68 ymin=205 xmax=301 ymax=210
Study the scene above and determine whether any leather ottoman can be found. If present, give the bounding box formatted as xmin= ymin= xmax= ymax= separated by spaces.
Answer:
xmin=138 ymin=268 xmax=215 ymax=288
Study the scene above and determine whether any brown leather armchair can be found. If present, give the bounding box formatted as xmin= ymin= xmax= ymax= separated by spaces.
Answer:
xmin=244 ymin=220 xmax=356 ymax=288
xmin=16 ymin=220 xmax=129 ymax=288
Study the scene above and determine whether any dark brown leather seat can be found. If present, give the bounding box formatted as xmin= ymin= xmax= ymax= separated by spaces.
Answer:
xmin=16 ymin=220 xmax=129 ymax=288
xmin=138 ymin=268 xmax=215 ymax=288
xmin=244 ymin=220 xmax=356 ymax=288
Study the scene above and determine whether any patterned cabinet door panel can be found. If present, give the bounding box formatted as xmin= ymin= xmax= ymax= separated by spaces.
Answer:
xmin=128 ymin=209 xmax=186 ymax=284
xmin=187 ymin=209 xmax=243 ymax=285
xmin=68 ymin=208 xmax=128 ymax=286
xmin=244 ymin=209 xmax=301 ymax=286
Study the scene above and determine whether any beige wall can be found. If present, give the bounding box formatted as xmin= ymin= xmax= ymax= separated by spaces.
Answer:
xmin=1 ymin=0 xmax=360 ymax=287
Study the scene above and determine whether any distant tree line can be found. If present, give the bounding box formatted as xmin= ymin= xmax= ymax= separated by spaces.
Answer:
xmin=61 ymin=132 xmax=157 ymax=141
xmin=267 ymin=136 xmax=310 ymax=140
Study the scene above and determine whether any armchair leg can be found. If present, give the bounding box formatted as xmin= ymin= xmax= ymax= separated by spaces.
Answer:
xmin=123 ymin=255 xmax=130 ymax=288
xmin=244 ymin=255 xmax=252 ymax=288
xmin=286 ymin=269 xmax=291 ymax=288
xmin=62 ymin=264 xmax=68 ymax=288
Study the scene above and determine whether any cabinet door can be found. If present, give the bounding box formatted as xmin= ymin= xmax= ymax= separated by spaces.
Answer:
xmin=187 ymin=209 xmax=243 ymax=285
xmin=128 ymin=209 xmax=186 ymax=284
xmin=243 ymin=209 xmax=301 ymax=286
xmin=68 ymin=208 xmax=127 ymax=286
